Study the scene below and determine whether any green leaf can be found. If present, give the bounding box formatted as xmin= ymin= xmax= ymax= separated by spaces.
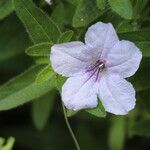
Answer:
xmin=0 ymin=0 xmax=14 ymax=20
xmin=1 ymin=137 xmax=15 ymax=150
xmin=36 ymin=65 xmax=55 ymax=83
xmin=108 ymin=0 xmax=133 ymax=19
xmin=73 ymin=0 xmax=101 ymax=27
xmin=13 ymin=0 xmax=61 ymax=44
xmin=34 ymin=56 xmax=49 ymax=65
xmin=55 ymin=75 xmax=67 ymax=93
xmin=51 ymin=3 xmax=65 ymax=30
xmin=108 ymin=116 xmax=126 ymax=150
xmin=129 ymin=63 xmax=150 ymax=92
xmin=96 ymin=0 xmax=105 ymax=10
xmin=119 ymin=30 xmax=150 ymax=57
xmin=86 ymin=100 xmax=106 ymax=118
xmin=0 ymin=14 xmax=30 ymax=63
xmin=132 ymin=120 xmax=150 ymax=137
xmin=65 ymin=0 xmax=79 ymax=6
xmin=26 ymin=42 xmax=52 ymax=57
xmin=119 ymin=30 xmax=150 ymax=42
xmin=58 ymin=30 xmax=74 ymax=43
xmin=0 ymin=66 xmax=55 ymax=111
xmin=132 ymin=0 xmax=149 ymax=18
xmin=31 ymin=91 xmax=56 ymax=130
xmin=135 ymin=42 xmax=150 ymax=57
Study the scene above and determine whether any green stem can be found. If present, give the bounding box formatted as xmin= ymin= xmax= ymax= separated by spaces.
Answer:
xmin=62 ymin=102 xmax=81 ymax=150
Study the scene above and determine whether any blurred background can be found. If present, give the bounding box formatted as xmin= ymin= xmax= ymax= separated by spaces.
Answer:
xmin=0 ymin=0 xmax=150 ymax=150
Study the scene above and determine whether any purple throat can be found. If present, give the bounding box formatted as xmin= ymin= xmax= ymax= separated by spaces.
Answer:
xmin=86 ymin=60 xmax=106 ymax=81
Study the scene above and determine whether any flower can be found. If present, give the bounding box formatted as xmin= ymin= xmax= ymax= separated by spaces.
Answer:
xmin=50 ymin=22 xmax=142 ymax=115
xmin=45 ymin=0 xmax=52 ymax=5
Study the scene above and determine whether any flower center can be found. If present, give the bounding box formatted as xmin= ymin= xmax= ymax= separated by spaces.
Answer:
xmin=86 ymin=60 xmax=106 ymax=81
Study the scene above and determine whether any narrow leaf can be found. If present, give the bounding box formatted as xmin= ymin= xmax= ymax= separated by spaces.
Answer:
xmin=0 ymin=66 xmax=55 ymax=111
xmin=36 ymin=65 xmax=55 ymax=83
xmin=119 ymin=30 xmax=150 ymax=42
xmin=34 ymin=57 xmax=49 ymax=65
xmin=13 ymin=0 xmax=61 ymax=43
xmin=0 ymin=0 xmax=14 ymax=20
xmin=58 ymin=30 xmax=74 ymax=43
xmin=96 ymin=0 xmax=105 ymax=10
xmin=26 ymin=42 xmax=52 ymax=57
xmin=32 ymin=91 xmax=56 ymax=130
xmin=108 ymin=0 xmax=133 ymax=19
xmin=73 ymin=0 xmax=101 ymax=27
xmin=0 ymin=14 xmax=30 ymax=62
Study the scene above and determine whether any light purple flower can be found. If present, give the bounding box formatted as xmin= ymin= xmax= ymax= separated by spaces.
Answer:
xmin=50 ymin=22 xmax=142 ymax=115
xmin=45 ymin=0 xmax=52 ymax=5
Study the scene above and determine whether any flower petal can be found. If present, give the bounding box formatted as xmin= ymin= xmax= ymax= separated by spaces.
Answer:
xmin=98 ymin=73 xmax=136 ymax=115
xmin=105 ymin=40 xmax=142 ymax=78
xmin=62 ymin=72 xmax=98 ymax=111
xmin=50 ymin=42 xmax=91 ymax=77
xmin=85 ymin=22 xmax=119 ymax=55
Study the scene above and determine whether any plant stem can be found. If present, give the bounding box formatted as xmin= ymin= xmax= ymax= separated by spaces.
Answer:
xmin=62 ymin=102 xmax=81 ymax=150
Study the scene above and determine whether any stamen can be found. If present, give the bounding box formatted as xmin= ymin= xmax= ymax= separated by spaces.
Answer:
xmin=86 ymin=60 xmax=106 ymax=81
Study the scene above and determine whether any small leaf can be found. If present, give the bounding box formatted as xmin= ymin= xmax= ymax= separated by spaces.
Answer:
xmin=58 ymin=30 xmax=74 ymax=43
xmin=26 ymin=42 xmax=52 ymax=57
xmin=108 ymin=0 xmax=133 ymax=19
xmin=86 ymin=100 xmax=106 ymax=118
xmin=0 ymin=66 xmax=55 ymax=111
xmin=96 ymin=0 xmax=105 ymax=10
xmin=13 ymin=0 xmax=61 ymax=43
xmin=73 ymin=0 xmax=101 ymax=27
xmin=36 ymin=65 xmax=55 ymax=83
xmin=0 ymin=0 xmax=14 ymax=20
xmin=108 ymin=116 xmax=126 ymax=150
xmin=32 ymin=91 xmax=56 ymax=130
xmin=35 ymin=56 xmax=49 ymax=65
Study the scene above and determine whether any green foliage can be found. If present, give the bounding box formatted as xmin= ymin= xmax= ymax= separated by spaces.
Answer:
xmin=108 ymin=0 xmax=133 ymax=19
xmin=73 ymin=0 xmax=101 ymax=27
xmin=0 ymin=0 xmax=150 ymax=149
xmin=0 ymin=0 xmax=14 ymax=20
xmin=0 ymin=137 xmax=15 ymax=150
xmin=96 ymin=0 xmax=105 ymax=10
xmin=36 ymin=65 xmax=55 ymax=83
xmin=108 ymin=116 xmax=126 ymax=150
xmin=132 ymin=120 xmax=150 ymax=137
xmin=119 ymin=30 xmax=150 ymax=57
xmin=26 ymin=42 xmax=52 ymax=57
xmin=31 ymin=91 xmax=56 ymax=130
xmin=86 ymin=100 xmax=106 ymax=118
xmin=58 ymin=30 xmax=74 ymax=43
xmin=0 ymin=66 xmax=55 ymax=110
xmin=13 ymin=0 xmax=61 ymax=44
xmin=0 ymin=14 xmax=30 ymax=63
xmin=51 ymin=3 xmax=65 ymax=30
